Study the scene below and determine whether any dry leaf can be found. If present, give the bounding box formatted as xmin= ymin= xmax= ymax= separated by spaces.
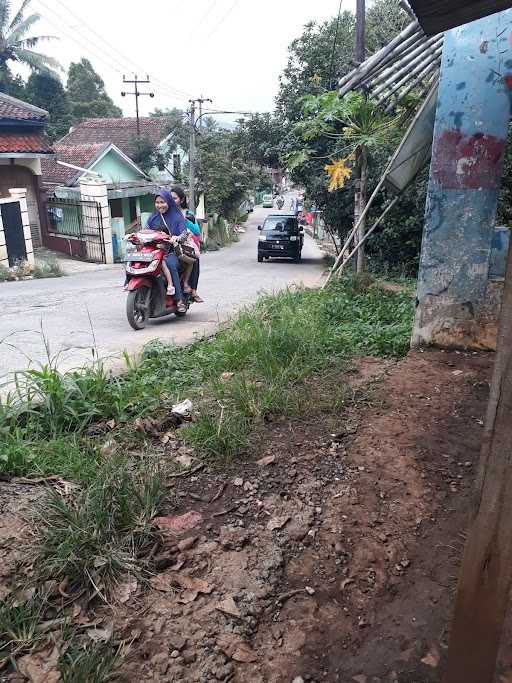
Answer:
xmin=100 ymin=439 xmax=116 ymax=459
xmin=151 ymin=571 xmax=213 ymax=602
xmin=106 ymin=419 xmax=116 ymax=430
xmin=87 ymin=621 xmax=114 ymax=643
xmin=421 ymin=645 xmax=440 ymax=668
xmin=216 ymin=596 xmax=242 ymax=618
xmin=217 ymin=633 xmax=257 ymax=663
xmin=175 ymin=454 xmax=192 ymax=468
xmin=117 ymin=578 xmax=138 ymax=604
xmin=220 ymin=372 xmax=234 ymax=382
xmin=18 ymin=645 xmax=61 ymax=683
xmin=153 ymin=511 xmax=203 ymax=534
xmin=178 ymin=536 xmax=198 ymax=552
xmin=267 ymin=515 xmax=290 ymax=531
xmin=257 ymin=454 xmax=276 ymax=467
xmin=340 ymin=577 xmax=354 ymax=591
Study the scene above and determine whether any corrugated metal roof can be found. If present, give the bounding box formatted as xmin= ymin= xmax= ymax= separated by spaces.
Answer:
xmin=406 ymin=0 xmax=512 ymax=36
xmin=338 ymin=20 xmax=441 ymax=112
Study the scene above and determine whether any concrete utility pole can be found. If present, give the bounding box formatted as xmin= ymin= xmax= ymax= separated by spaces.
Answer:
xmin=356 ymin=0 xmax=366 ymax=64
xmin=188 ymin=96 xmax=212 ymax=212
xmin=121 ymin=75 xmax=154 ymax=136
xmin=354 ymin=0 xmax=366 ymax=273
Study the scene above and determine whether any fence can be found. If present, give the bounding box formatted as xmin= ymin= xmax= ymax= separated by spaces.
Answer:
xmin=44 ymin=197 xmax=106 ymax=263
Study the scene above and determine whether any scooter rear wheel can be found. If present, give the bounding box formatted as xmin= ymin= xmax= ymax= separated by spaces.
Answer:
xmin=127 ymin=287 xmax=149 ymax=330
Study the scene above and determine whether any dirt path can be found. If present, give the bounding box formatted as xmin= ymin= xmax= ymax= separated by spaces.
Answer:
xmin=3 ymin=348 xmax=507 ymax=683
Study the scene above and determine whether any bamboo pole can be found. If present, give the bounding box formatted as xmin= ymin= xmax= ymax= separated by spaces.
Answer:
xmin=338 ymin=21 xmax=421 ymax=93
xmin=336 ymin=196 xmax=400 ymax=277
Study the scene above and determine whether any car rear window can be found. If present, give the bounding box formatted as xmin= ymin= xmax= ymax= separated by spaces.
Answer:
xmin=262 ymin=217 xmax=298 ymax=233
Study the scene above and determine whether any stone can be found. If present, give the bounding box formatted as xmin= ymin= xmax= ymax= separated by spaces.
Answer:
xmin=170 ymin=650 xmax=181 ymax=659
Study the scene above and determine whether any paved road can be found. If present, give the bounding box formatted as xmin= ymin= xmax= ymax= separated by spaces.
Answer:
xmin=0 ymin=205 xmax=325 ymax=383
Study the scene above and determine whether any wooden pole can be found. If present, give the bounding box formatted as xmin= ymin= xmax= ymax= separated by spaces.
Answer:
xmin=444 ymin=243 xmax=512 ymax=683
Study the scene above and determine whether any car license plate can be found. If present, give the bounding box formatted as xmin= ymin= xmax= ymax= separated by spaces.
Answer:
xmin=124 ymin=252 xmax=154 ymax=262
xmin=271 ymin=244 xmax=284 ymax=250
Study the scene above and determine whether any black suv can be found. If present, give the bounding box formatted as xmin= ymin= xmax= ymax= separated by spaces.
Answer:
xmin=257 ymin=214 xmax=304 ymax=263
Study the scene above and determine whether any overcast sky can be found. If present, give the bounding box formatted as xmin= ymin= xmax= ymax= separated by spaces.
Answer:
xmin=25 ymin=0 xmax=357 ymax=117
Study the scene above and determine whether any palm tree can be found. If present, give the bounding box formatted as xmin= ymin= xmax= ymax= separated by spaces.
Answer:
xmin=0 ymin=0 xmax=60 ymax=88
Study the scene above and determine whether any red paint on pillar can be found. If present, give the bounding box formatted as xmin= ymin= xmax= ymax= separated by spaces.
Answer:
xmin=432 ymin=130 xmax=507 ymax=189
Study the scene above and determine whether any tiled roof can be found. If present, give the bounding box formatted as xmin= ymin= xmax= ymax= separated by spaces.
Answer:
xmin=58 ymin=116 xmax=176 ymax=157
xmin=41 ymin=143 xmax=109 ymax=186
xmin=0 ymin=132 xmax=53 ymax=154
xmin=0 ymin=92 xmax=48 ymax=122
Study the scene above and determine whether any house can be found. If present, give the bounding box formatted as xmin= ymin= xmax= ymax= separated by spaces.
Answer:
xmin=40 ymin=138 xmax=166 ymax=262
xmin=0 ymin=92 xmax=54 ymax=253
xmin=56 ymin=115 xmax=187 ymax=183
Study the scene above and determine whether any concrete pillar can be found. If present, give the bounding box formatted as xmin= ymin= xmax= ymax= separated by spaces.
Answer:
xmin=79 ymin=176 xmax=114 ymax=264
xmin=9 ymin=187 xmax=34 ymax=266
xmin=412 ymin=10 xmax=512 ymax=349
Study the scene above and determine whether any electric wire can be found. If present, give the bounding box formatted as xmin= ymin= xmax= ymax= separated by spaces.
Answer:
xmin=204 ymin=0 xmax=242 ymax=39
xmin=33 ymin=0 xmax=195 ymax=102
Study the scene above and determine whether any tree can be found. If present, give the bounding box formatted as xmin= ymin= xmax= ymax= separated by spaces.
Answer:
xmin=233 ymin=113 xmax=288 ymax=169
xmin=195 ymin=127 xmax=268 ymax=220
xmin=66 ymin=58 xmax=121 ymax=123
xmin=0 ymin=0 xmax=60 ymax=90
xmin=292 ymin=90 xmax=400 ymax=271
xmin=25 ymin=72 xmax=71 ymax=140
xmin=276 ymin=0 xmax=408 ymax=124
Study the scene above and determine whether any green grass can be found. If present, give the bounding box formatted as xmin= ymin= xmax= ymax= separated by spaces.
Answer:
xmin=33 ymin=258 xmax=64 ymax=279
xmin=59 ymin=642 xmax=119 ymax=683
xmin=0 ymin=276 xmax=413 ymax=475
xmin=31 ymin=459 xmax=167 ymax=596
xmin=0 ymin=593 xmax=48 ymax=658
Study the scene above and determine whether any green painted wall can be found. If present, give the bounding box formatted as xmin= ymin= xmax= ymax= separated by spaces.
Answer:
xmin=91 ymin=150 xmax=142 ymax=184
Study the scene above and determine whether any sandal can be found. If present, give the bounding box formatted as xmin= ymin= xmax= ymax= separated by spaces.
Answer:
xmin=191 ymin=294 xmax=204 ymax=303
xmin=177 ymin=301 xmax=187 ymax=313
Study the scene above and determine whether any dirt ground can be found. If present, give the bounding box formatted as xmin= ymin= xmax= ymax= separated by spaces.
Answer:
xmin=3 ymin=348 xmax=510 ymax=683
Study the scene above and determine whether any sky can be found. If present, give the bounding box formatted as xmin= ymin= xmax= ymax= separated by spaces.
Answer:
xmin=23 ymin=0 xmax=358 ymax=118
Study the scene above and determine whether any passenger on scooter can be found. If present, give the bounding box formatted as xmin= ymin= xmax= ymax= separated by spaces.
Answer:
xmin=146 ymin=188 xmax=187 ymax=313
xmin=171 ymin=186 xmax=203 ymax=303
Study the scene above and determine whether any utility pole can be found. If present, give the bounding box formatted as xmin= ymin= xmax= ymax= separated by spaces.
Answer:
xmin=188 ymin=96 xmax=212 ymax=212
xmin=356 ymin=0 xmax=366 ymax=64
xmin=198 ymin=94 xmax=212 ymax=129
xmin=121 ymin=75 xmax=154 ymax=136
xmin=354 ymin=0 xmax=366 ymax=273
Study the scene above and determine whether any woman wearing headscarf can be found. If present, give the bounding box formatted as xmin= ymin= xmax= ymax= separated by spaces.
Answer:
xmin=171 ymin=186 xmax=203 ymax=303
xmin=146 ymin=187 xmax=188 ymax=313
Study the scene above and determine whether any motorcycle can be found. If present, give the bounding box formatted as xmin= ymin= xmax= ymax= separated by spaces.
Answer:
xmin=124 ymin=230 xmax=190 ymax=330
xmin=276 ymin=197 xmax=284 ymax=210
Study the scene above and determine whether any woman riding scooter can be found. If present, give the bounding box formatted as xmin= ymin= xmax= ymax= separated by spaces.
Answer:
xmin=146 ymin=188 xmax=188 ymax=313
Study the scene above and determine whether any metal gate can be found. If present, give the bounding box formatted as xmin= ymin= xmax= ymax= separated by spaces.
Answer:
xmin=1 ymin=201 xmax=26 ymax=266
xmin=46 ymin=197 xmax=106 ymax=263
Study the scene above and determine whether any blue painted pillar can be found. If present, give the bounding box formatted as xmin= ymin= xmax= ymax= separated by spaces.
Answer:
xmin=412 ymin=10 xmax=512 ymax=349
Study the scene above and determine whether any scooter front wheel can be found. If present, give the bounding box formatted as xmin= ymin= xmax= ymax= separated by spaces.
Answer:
xmin=127 ymin=287 xmax=149 ymax=330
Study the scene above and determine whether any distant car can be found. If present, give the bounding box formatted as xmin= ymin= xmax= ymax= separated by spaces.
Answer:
xmin=257 ymin=214 xmax=304 ymax=263
xmin=262 ymin=193 xmax=273 ymax=208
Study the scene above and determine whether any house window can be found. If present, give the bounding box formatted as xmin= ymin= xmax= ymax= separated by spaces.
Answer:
xmin=109 ymin=199 xmax=123 ymax=218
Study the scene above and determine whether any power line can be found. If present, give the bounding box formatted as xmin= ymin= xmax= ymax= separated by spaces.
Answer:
xmin=195 ymin=0 xmax=219 ymax=30
xmin=33 ymin=0 xmax=194 ymax=103
xmin=329 ymin=0 xmax=344 ymax=89
xmin=204 ymin=0 xmax=242 ymax=39
xmin=46 ymin=0 xmax=194 ymax=99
